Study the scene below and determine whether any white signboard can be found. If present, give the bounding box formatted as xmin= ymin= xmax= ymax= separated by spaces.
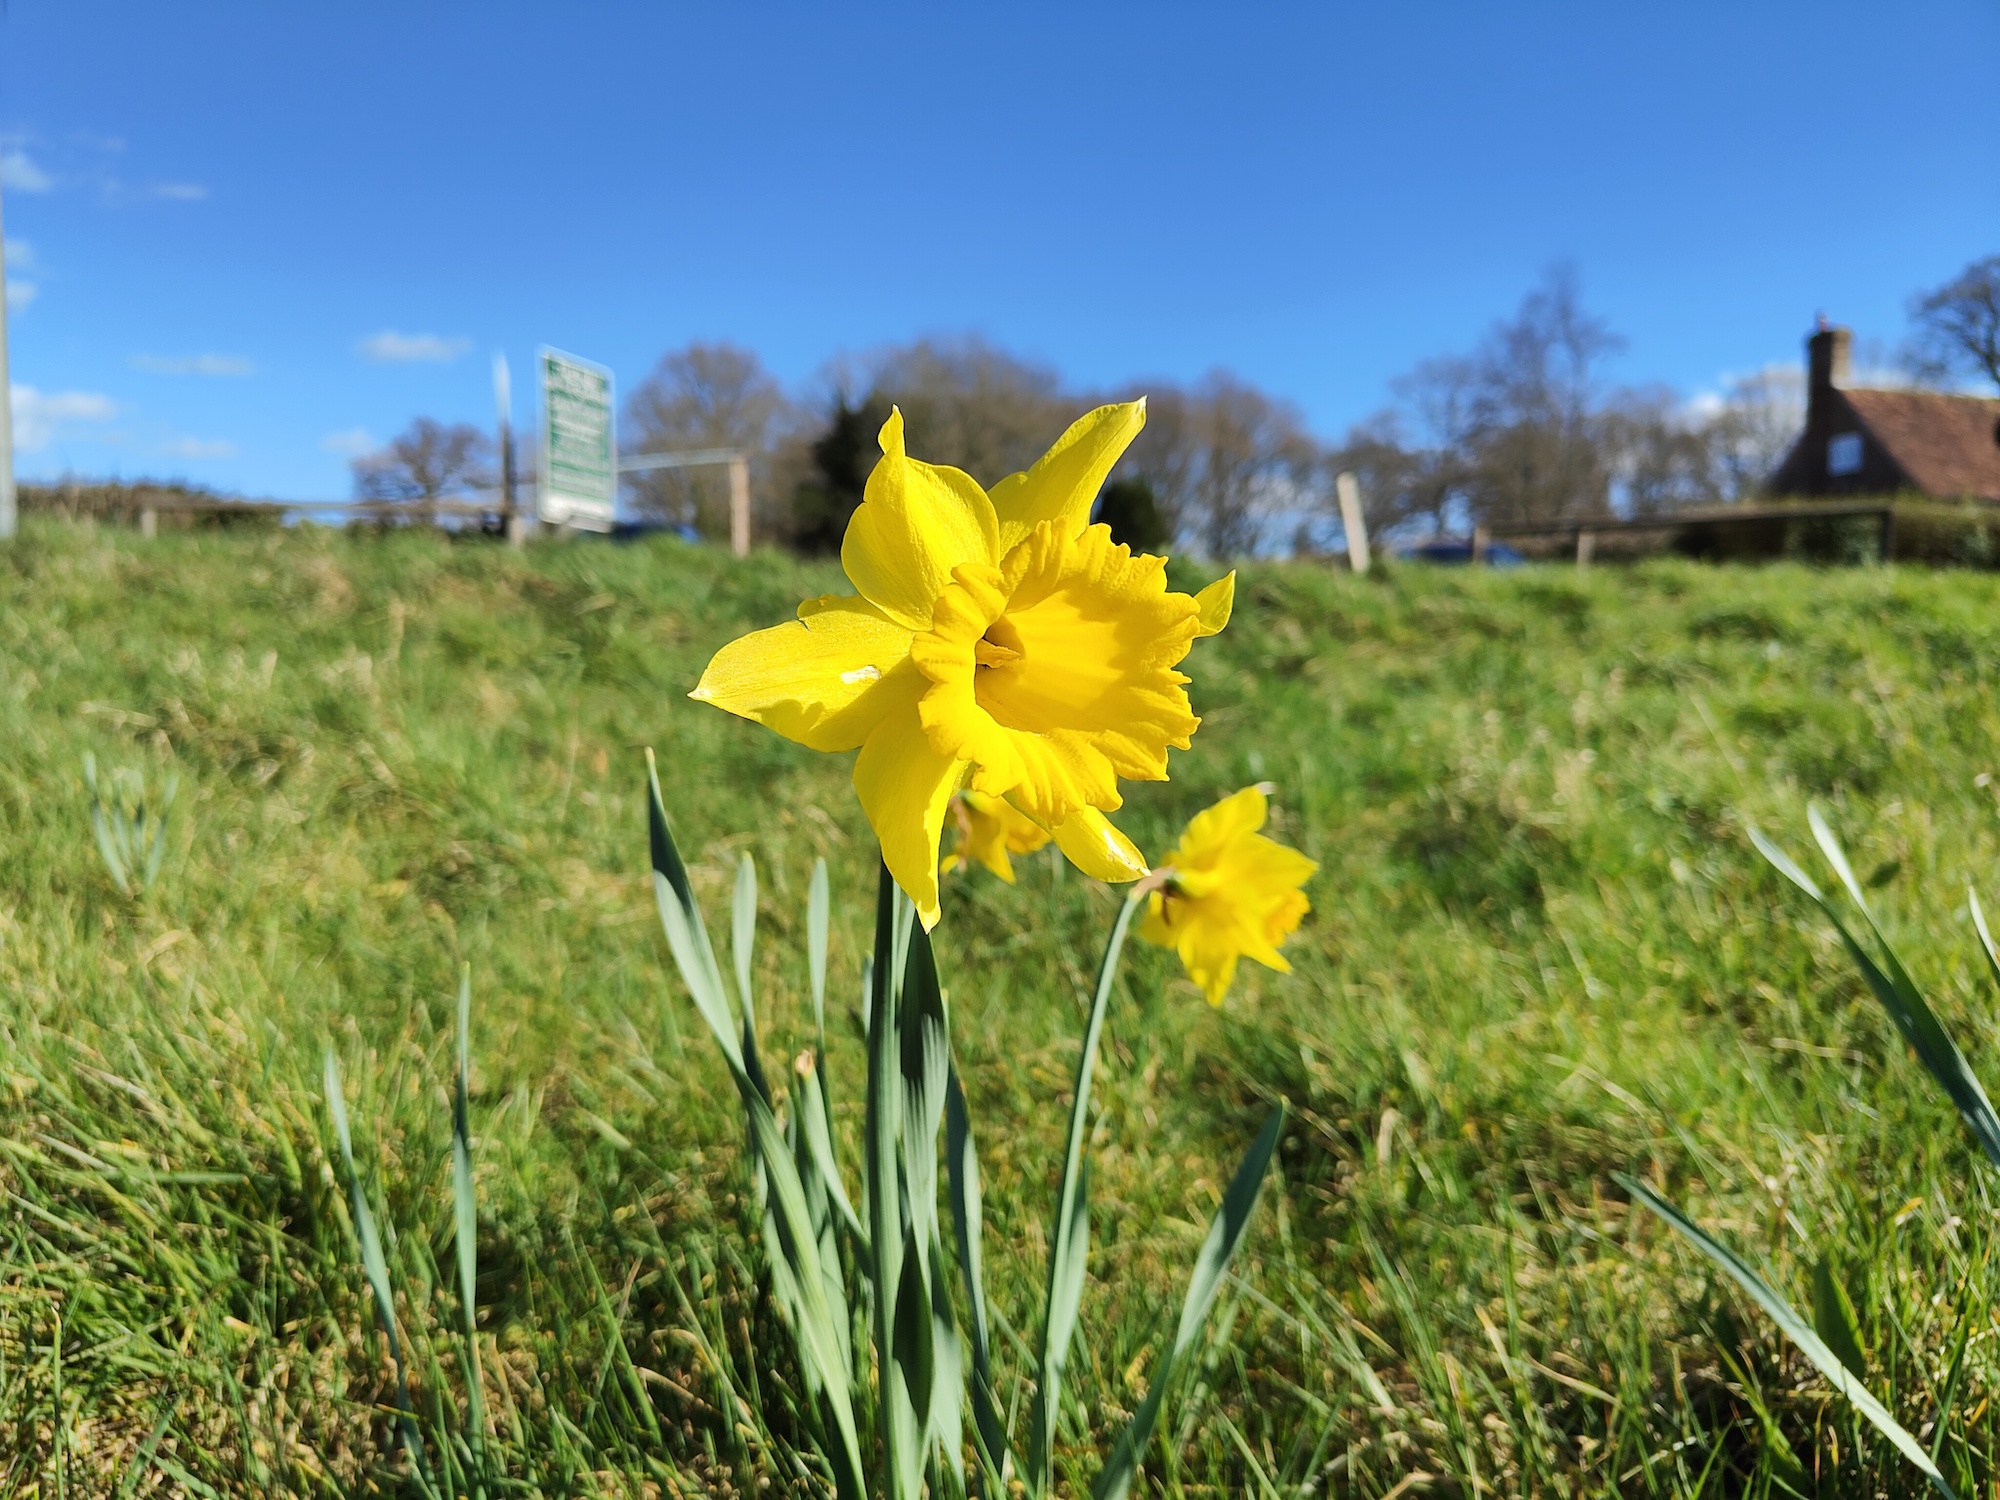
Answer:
xmin=539 ymin=347 xmax=616 ymax=530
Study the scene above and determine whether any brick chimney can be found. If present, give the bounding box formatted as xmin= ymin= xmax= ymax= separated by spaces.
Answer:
xmin=1808 ymin=316 xmax=1851 ymax=397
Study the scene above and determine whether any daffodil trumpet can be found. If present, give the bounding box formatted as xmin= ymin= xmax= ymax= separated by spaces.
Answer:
xmin=1139 ymin=783 xmax=1317 ymax=1005
xmin=691 ymin=399 xmax=1234 ymax=927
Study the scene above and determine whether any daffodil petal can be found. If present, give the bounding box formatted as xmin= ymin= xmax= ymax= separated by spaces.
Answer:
xmin=998 ymin=799 xmax=1054 ymax=856
xmin=1176 ymin=932 xmax=1240 ymax=1006
xmin=1193 ymin=572 xmax=1235 ymax=637
xmin=689 ymin=595 xmax=917 ymax=752
xmin=978 ymin=844 xmax=1017 ymax=883
xmin=955 ymin=793 xmax=1014 ymax=882
xmin=1178 ymin=784 xmax=1268 ymax=850
xmin=853 ymin=704 xmax=965 ymax=930
xmin=842 ymin=407 xmax=1000 ymax=630
xmin=1215 ymin=835 xmax=1319 ymax=897
xmin=1051 ymin=805 xmax=1149 ymax=883
xmin=988 ymin=400 xmax=1148 ymax=555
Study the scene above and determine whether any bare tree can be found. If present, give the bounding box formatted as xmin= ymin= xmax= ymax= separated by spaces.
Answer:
xmin=783 ymin=336 xmax=1098 ymax=547
xmin=1603 ymin=389 xmax=1720 ymax=515
xmin=1190 ymin=373 xmax=1317 ymax=557
xmin=1118 ymin=371 xmax=1317 ymax=557
xmin=1907 ymin=255 xmax=2000 ymax=390
xmin=1357 ymin=265 xmax=1630 ymax=533
xmin=1703 ymin=365 xmax=1805 ymax=498
xmin=788 ymin=338 xmax=1321 ymax=559
xmin=860 ymin=337 xmax=1076 ymax=486
xmin=352 ymin=417 xmax=493 ymax=504
xmin=1455 ymin=264 xmax=1624 ymax=523
xmin=624 ymin=341 xmax=791 ymax=538
xmin=1327 ymin=410 xmax=1464 ymax=537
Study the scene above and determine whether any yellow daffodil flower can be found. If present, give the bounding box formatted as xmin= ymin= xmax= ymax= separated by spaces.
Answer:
xmin=939 ymin=789 xmax=1051 ymax=883
xmin=692 ymin=400 xmax=1233 ymax=927
xmin=1140 ymin=784 xmax=1316 ymax=1005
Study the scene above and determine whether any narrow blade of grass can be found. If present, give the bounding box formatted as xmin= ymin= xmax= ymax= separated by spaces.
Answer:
xmin=896 ymin=903 xmax=961 ymax=1473
xmin=733 ymin=850 xmax=759 ymax=1037
xmin=1029 ymin=888 xmax=1145 ymax=1494
xmin=1753 ymin=817 xmax=2000 ymax=1169
xmin=1618 ymin=1171 xmax=1954 ymax=1499
xmin=866 ymin=863 xmax=921 ymax=1499
xmin=453 ymin=965 xmax=489 ymax=1498
xmin=1094 ymin=1105 xmax=1285 ymax=1500
xmin=647 ymin=750 xmax=748 ymax=1079
xmin=646 ymin=766 xmax=864 ymax=1492
xmin=809 ymin=857 xmax=830 ymax=1052
xmin=323 ymin=1048 xmax=437 ymax=1499
xmin=1966 ymin=887 xmax=2000 ymax=996
xmin=1811 ymin=1257 xmax=1866 ymax=1379
xmin=796 ymin=1055 xmax=869 ymax=1255
xmin=947 ymin=1064 xmax=1009 ymax=1489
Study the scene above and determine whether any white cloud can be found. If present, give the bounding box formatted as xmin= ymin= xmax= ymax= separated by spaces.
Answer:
xmin=0 ymin=136 xmax=209 ymax=205
xmin=129 ymin=353 xmax=255 ymax=377
xmin=0 ymin=148 xmax=52 ymax=193
xmin=162 ymin=436 xmax=237 ymax=460
xmin=1686 ymin=361 xmax=1806 ymax=420
xmin=9 ymin=384 xmax=117 ymax=451
xmin=5 ymin=239 xmax=39 ymax=311
xmin=320 ymin=426 xmax=376 ymax=458
xmin=358 ymin=330 xmax=471 ymax=363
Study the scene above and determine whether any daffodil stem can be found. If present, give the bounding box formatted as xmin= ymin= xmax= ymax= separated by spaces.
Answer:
xmin=866 ymin=860 xmax=915 ymax=1497
xmin=1027 ymin=887 xmax=1146 ymax=1494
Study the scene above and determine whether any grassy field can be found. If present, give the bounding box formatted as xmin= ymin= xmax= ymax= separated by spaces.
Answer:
xmin=7 ymin=517 xmax=2000 ymax=1496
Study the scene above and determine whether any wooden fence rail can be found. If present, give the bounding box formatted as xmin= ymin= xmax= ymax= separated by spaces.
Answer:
xmin=31 ymin=488 xmax=521 ymax=538
xmin=1475 ymin=500 xmax=1897 ymax=566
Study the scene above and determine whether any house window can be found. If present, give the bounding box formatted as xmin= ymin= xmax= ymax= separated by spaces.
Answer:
xmin=1828 ymin=431 xmax=1864 ymax=476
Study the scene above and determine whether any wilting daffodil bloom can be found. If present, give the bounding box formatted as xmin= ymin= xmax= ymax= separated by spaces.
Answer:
xmin=692 ymin=400 xmax=1233 ymax=927
xmin=940 ymin=789 xmax=1051 ymax=883
xmin=1140 ymin=784 xmax=1316 ymax=1005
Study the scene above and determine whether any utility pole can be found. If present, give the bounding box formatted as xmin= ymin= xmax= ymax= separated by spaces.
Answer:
xmin=0 ymin=167 xmax=16 ymax=540
xmin=494 ymin=353 xmax=526 ymax=546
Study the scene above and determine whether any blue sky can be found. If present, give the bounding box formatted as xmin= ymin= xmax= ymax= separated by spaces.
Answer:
xmin=1 ymin=2 xmax=1993 ymax=497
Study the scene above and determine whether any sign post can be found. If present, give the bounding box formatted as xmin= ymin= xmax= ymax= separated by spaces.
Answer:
xmin=494 ymin=354 xmax=528 ymax=546
xmin=538 ymin=348 xmax=616 ymax=532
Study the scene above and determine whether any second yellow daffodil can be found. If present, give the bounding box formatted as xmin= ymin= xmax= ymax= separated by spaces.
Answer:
xmin=939 ymin=789 xmax=1050 ymax=884
xmin=691 ymin=400 xmax=1232 ymax=927
xmin=1140 ymin=784 xmax=1317 ymax=1005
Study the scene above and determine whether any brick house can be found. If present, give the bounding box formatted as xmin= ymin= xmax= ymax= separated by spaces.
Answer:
xmin=1768 ymin=321 xmax=2000 ymax=502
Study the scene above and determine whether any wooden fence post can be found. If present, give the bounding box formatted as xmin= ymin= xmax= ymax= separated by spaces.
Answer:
xmin=729 ymin=455 xmax=750 ymax=558
xmin=1335 ymin=470 xmax=1370 ymax=575
xmin=1576 ymin=528 xmax=1595 ymax=567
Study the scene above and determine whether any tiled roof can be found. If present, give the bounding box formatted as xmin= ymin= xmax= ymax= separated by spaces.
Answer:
xmin=1845 ymin=387 xmax=2000 ymax=502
